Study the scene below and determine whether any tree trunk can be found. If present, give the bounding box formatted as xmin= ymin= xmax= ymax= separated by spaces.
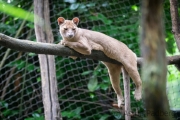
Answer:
xmin=34 ymin=0 xmax=62 ymax=120
xmin=141 ymin=0 xmax=173 ymax=120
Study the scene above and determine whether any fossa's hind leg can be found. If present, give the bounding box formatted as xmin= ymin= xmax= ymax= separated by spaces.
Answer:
xmin=103 ymin=62 xmax=124 ymax=107
xmin=123 ymin=61 xmax=142 ymax=100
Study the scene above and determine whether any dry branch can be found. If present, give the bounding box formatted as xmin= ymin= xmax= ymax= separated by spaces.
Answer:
xmin=170 ymin=0 xmax=180 ymax=51
xmin=0 ymin=33 xmax=180 ymax=66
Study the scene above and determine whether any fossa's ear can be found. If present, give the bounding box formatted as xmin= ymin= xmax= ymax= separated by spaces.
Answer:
xmin=57 ymin=17 xmax=65 ymax=25
xmin=72 ymin=17 xmax=79 ymax=26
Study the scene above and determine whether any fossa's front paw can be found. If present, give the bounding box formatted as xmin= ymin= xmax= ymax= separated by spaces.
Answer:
xmin=60 ymin=40 xmax=66 ymax=46
xmin=69 ymin=56 xmax=77 ymax=60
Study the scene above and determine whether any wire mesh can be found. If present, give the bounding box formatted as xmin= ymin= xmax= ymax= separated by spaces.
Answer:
xmin=0 ymin=0 xmax=179 ymax=120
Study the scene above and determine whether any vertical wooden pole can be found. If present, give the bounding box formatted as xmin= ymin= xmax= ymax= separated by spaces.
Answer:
xmin=34 ymin=0 xmax=62 ymax=119
xmin=123 ymin=68 xmax=131 ymax=120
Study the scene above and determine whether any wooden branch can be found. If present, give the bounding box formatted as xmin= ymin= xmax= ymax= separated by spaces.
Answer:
xmin=137 ymin=56 xmax=180 ymax=66
xmin=170 ymin=0 xmax=180 ymax=51
xmin=0 ymin=33 xmax=180 ymax=66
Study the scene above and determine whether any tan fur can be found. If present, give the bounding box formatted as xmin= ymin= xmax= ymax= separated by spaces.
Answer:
xmin=57 ymin=17 xmax=142 ymax=107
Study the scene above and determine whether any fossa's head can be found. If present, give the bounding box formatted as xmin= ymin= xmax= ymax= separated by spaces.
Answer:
xmin=57 ymin=17 xmax=79 ymax=39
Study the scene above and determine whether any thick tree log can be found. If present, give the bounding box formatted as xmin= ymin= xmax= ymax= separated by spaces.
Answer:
xmin=141 ymin=0 xmax=173 ymax=120
xmin=0 ymin=33 xmax=179 ymax=66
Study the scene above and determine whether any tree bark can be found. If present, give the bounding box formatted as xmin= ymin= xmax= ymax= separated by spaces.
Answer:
xmin=170 ymin=0 xmax=180 ymax=51
xmin=34 ymin=0 xmax=61 ymax=120
xmin=141 ymin=0 xmax=173 ymax=120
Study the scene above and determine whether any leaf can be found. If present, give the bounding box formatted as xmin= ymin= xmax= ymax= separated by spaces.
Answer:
xmin=0 ymin=23 xmax=16 ymax=34
xmin=86 ymin=3 xmax=95 ymax=7
xmin=90 ymin=93 xmax=95 ymax=98
xmin=2 ymin=109 xmax=11 ymax=116
xmin=62 ymin=107 xmax=81 ymax=119
xmin=32 ymin=113 xmax=40 ymax=117
xmin=167 ymin=65 xmax=180 ymax=82
xmin=17 ymin=60 xmax=26 ymax=70
xmin=56 ymin=70 xmax=65 ymax=79
xmin=165 ymin=32 xmax=176 ymax=54
xmin=81 ymin=70 xmax=93 ymax=76
xmin=78 ymin=3 xmax=87 ymax=13
xmin=109 ymin=109 xmax=123 ymax=119
xmin=101 ymin=76 xmax=110 ymax=83
xmin=70 ymin=3 xmax=79 ymax=10
xmin=0 ymin=101 xmax=8 ymax=108
xmin=64 ymin=0 xmax=76 ymax=4
xmin=37 ymin=77 xmax=41 ymax=82
xmin=26 ymin=22 xmax=34 ymax=29
xmin=24 ymin=116 xmax=44 ymax=120
xmin=57 ymin=8 xmax=69 ymax=16
xmin=131 ymin=5 xmax=138 ymax=11
xmin=89 ymin=13 xmax=112 ymax=25
xmin=103 ymin=18 xmax=112 ymax=25
xmin=87 ymin=76 xmax=98 ymax=92
xmin=0 ymin=1 xmax=34 ymax=22
xmin=74 ymin=107 xmax=81 ymax=115
xmin=99 ymin=83 xmax=109 ymax=91
xmin=36 ymin=108 xmax=42 ymax=113
xmin=28 ymin=52 xmax=36 ymax=56
xmin=27 ymin=63 xmax=35 ymax=72
xmin=99 ymin=114 xmax=110 ymax=120
xmin=6 ymin=60 xmax=26 ymax=70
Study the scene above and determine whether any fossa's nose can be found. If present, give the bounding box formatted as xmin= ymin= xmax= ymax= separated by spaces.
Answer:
xmin=68 ymin=34 xmax=73 ymax=38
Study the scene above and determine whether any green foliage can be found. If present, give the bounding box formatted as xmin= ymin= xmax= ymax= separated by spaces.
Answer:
xmin=0 ymin=1 xmax=34 ymax=22
xmin=0 ymin=23 xmax=17 ymax=34
xmin=131 ymin=5 xmax=139 ymax=11
xmin=166 ymin=32 xmax=176 ymax=54
xmin=87 ymin=76 xmax=98 ymax=92
xmin=24 ymin=109 xmax=44 ymax=120
xmin=167 ymin=65 xmax=180 ymax=82
xmin=81 ymin=63 xmax=110 ymax=92
xmin=24 ymin=116 xmax=44 ymax=120
xmin=6 ymin=59 xmax=38 ymax=72
xmin=99 ymin=114 xmax=110 ymax=120
xmin=61 ymin=107 xmax=82 ymax=119
xmin=0 ymin=101 xmax=19 ymax=117
xmin=109 ymin=109 xmax=123 ymax=119
xmin=89 ymin=13 xmax=113 ymax=25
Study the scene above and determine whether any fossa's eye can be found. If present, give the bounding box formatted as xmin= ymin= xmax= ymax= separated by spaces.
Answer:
xmin=72 ymin=28 xmax=76 ymax=31
xmin=64 ymin=28 xmax=68 ymax=30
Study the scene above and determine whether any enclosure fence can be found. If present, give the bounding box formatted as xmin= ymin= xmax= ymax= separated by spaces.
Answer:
xmin=0 ymin=0 xmax=179 ymax=120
